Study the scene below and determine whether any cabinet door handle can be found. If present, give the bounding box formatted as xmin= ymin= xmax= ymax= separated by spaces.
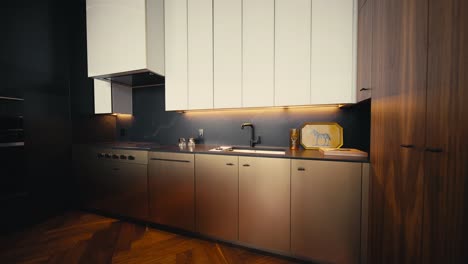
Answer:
xmin=226 ymin=163 xmax=234 ymax=166
xmin=425 ymin=147 xmax=443 ymax=153
xmin=400 ymin=144 xmax=415 ymax=149
xmin=297 ymin=167 xmax=306 ymax=171
xmin=150 ymin=158 xmax=190 ymax=163
xmin=242 ymin=164 xmax=250 ymax=167
xmin=360 ymin=88 xmax=372 ymax=91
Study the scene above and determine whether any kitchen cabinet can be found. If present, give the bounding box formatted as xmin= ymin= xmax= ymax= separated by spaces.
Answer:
xmin=74 ymin=146 xmax=149 ymax=220
xmin=187 ymin=0 xmax=213 ymax=110
xmin=242 ymin=0 xmax=275 ymax=108
xmin=310 ymin=0 xmax=357 ymax=105
xmin=213 ymin=0 xmax=242 ymax=109
xmin=274 ymin=0 xmax=311 ymax=106
xmin=291 ymin=159 xmax=362 ymax=263
xmin=238 ymin=156 xmax=290 ymax=253
xmin=369 ymin=0 xmax=468 ymax=263
xmin=86 ymin=0 xmax=164 ymax=78
xmin=165 ymin=0 xmax=188 ymax=111
xmin=148 ymin=152 xmax=195 ymax=231
xmin=93 ymin=79 xmax=132 ymax=115
xmin=164 ymin=0 xmax=358 ymax=110
xmin=195 ymin=154 xmax=238 ymax=241
xmin=356 ymin=0 xmax=373 ymax=102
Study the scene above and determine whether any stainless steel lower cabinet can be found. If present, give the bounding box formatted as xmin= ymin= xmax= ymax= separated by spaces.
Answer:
xmin=148 ymin=152 xmax=195 ymax=231
xmin=291 ymin=159 xmax=362 ymax=264
xmin=238 ymin=156 xmax=291 ymax=254
xmin=195 ymin=154 xmax=238 ymax=241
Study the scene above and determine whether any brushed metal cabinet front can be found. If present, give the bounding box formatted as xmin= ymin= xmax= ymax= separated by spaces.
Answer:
xmin=239 ymin=156 xmax=291 ymax=253
xmin=101 ymin=162 xmax=149 ymax=220
xmin=148 ymin=152 xmax=195 ymax=231
xmin=291 ymin=160 xmax=362 ymax=264
xmin=195 ymin=154 xmax=239 ymax=241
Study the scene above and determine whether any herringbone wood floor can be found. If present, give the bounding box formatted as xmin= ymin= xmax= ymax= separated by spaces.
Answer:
xmin=0 ymin=211 xmax=301 ymax=264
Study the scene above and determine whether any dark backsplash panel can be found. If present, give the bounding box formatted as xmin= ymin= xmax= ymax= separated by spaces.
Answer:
xmin=118 ymin=86 xmax=371 ymax=152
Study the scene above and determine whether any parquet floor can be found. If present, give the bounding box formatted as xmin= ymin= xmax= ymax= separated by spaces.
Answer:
xmin=0 ymin=211 xmax=301 ymax=264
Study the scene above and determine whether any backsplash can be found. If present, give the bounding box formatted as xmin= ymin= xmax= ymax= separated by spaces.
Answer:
xmin=117 ymin=86 xmax=371 ymax=151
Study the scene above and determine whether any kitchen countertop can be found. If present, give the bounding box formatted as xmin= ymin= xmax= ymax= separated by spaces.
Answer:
xmin=150 ymin=144 xmax=369 ymax=163
xmin=84 ymin=142 xmax=369 ymax=163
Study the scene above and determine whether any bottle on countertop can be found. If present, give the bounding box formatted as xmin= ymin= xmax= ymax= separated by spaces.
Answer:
xmin=289 ymin=128 xmax=299 ymax=150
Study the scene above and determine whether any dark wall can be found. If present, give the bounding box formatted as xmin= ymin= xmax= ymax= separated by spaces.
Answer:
xmin=68 ymin=0 xmax=117 ymax=144
xmin=0 ymin=0 xmax=72 ymax=228
xmin=120 ymin=87 xmax=371 ymax=151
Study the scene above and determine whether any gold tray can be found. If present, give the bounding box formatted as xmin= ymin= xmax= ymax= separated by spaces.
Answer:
xmin=300 ymin=122 xmax=343 ymax=149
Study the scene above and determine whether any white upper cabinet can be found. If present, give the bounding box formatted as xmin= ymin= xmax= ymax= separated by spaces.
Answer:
xmin=86 ymin=0 xmax=164 ymax=78
xmin=94 ymin=79 xmax=132 ymax=115
xmin=242 ymin=0 xmax=275 ymax=108
xmin=163 ymin=0 xmax=357 ymax=110
xmin=274 ymin=0 xmax=312 ymax=106
xmin=188 ymin=0 xmax=214 ymax=110
xmin=311 ymin=0 xmax=357 ymax=104
xmin=165 ymin=0 xmax=188 ymax=111
xmin=214 ymin=0 xmax=242 ymax=109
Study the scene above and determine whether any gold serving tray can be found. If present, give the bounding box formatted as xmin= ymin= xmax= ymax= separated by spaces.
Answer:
xmin=300 ymin=122 xmax=343 ymax=149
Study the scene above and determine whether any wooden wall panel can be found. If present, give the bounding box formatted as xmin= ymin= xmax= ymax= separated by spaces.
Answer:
xmin=369 ymin=0 xmax=427 ymax=262
xmin=422 ymin=0 xmax=468 ymax=262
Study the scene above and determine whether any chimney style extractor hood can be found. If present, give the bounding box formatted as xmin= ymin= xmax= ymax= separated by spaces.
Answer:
xmin=86 ymin=0 xmax=165 ymax=87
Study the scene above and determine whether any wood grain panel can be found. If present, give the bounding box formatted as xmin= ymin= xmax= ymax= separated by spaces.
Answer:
xmin=369 ymin=0 xmax=427 ymax=262
xmin=422 ymin=0 xmax=468 ymax=262
xmin=0 ymin=211 xmax=300 ymax=264
xmin=357 ymin=0 xmax=373 ymax=102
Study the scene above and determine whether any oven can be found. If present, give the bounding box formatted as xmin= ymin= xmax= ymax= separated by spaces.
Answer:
xmin=0 ymin=97 xmax=26 ymax=203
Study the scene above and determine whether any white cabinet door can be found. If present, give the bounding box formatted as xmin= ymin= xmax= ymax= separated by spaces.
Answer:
xmin=213 ymin=0 xmax=242 ymax=109
xmin=94 ymin=79 xmax=112 ymax=114
xmin=188 ymin=0 xmax=214 ymax=110
xmin=86 ymin=0 xmax=147 ymax=77
xmin=165 ymin=0 xmax=188 ymax=111
xmin=311 ymin=0 xmax=357 ymax=104
xmin=242 ymin=0 xmax=275 ymax=108
xmin=274 ymin=0 xmax=311 ymax=106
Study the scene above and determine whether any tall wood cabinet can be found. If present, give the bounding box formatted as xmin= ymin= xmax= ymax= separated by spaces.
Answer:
xmin=368 ymin=0 xmax=468 ymax=263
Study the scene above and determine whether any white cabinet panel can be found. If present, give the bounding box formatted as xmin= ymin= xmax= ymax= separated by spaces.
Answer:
xmin=242 ymin=0 xmax=275 ymax=108
xmin=94 ymin=79 xmax=112 ymax=114
xmin=188 ymin=0 xmax=214 ymax=110
xmin=93 ymin=79 xmax=132 ymax=115
xmin=165 ymin=0 xmax=188 ymax=111
xmin=87 ymin=0 xmax=147 ymax=77
xmin=274 ymin=0 xmax=311 ymax=106
xmin=214 ymin=0 xmax=242 ymax=109
xmin=311 ymin=0 xmax=357 ymax=104
xmin=86 ymin=0 xmax=164 ymax=77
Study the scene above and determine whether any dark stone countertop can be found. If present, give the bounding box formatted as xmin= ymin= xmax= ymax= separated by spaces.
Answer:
xmin=77 ymin=142 xmax=369 ymax=163
xmin=149 ymin=144 xmax=369 ymax=163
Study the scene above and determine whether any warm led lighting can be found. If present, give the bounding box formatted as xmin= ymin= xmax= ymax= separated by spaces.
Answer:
xmin=177 ymin=104 xmax=345 ymax=115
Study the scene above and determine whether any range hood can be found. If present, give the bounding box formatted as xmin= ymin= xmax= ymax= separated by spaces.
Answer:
xmin=98 ymin=71 xmax=165 ymax=88
xmin=86 ymin=0 xmax=165 ymax=87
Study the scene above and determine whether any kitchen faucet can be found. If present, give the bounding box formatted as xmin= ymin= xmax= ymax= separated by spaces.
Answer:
xmin=241 ymin=122 xmax=261 ymax=147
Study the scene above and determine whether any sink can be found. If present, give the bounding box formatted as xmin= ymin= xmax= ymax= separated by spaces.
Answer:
xmin=226 ymin=146 xmax=286 ymax=155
